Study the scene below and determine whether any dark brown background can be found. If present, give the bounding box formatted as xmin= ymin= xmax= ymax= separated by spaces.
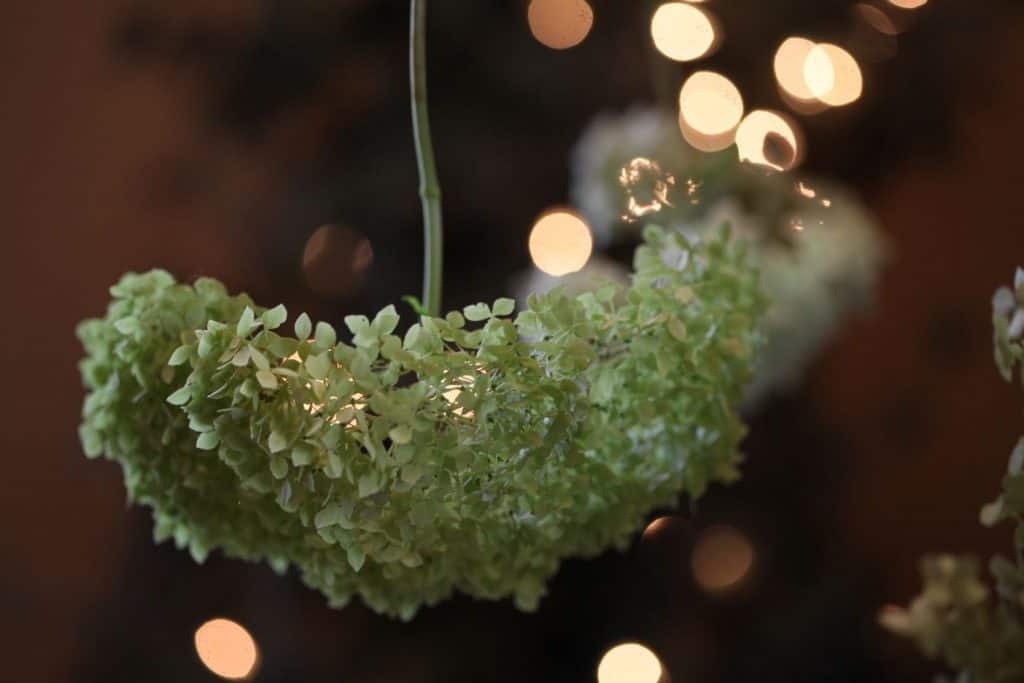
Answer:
xmin=1 ymin=1 xmax=1022 ymax=681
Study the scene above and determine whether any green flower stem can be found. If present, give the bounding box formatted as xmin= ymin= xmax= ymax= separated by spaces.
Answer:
xmin=410 ymin=0 xmax=443 ymax=317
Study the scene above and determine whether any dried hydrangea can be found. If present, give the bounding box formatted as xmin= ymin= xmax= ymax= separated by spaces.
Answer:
xmin=883 ymin=268 xmax=1024 ymax=683
xmin=569 ymin=107 xmax=887 ymax=405
xmin=78 ymin=226 xmax=762 ymax=619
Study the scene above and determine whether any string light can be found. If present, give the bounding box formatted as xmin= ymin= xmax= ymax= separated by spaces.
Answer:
xmin=735 ymin=110 xmax=802 ymax=171
xmin=597 ymin=642 xmax=664 ymax=683
xmin=301 ymin=224 xmax=373 ymax=298
xmin=528 ymin=209 xmax=593 ymax=276
xmin=678 ymin=70 xmax=743 ymax=152
xmin=194 ymin=618 xmax=259 ymax=681
xmin=804 ymin=43 xmax=863 ymax=107
xmin=650 ymin=2 xmax=718 ymax=62
xmin=528 ymin=0 xmax=594 ymax=50
xmin=691 ymin=525 xmax=756 ymax=594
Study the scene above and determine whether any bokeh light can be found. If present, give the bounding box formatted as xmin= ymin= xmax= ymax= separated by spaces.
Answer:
xmin=855 ymin=3 xmax=900 ymax=36
xmin=735 ymin=109 xmax=802 ymax=171
xmin=194 ymin=618 xmax=259 ymax=681
xmin=804 ymin=43 xmax=863 ymax=107
xmin=528 ymin=209 xmax=593 ymax=276
xmin=597 ymin=642 xmax=664 ymax=683
xmin=650 ymin=2 xmax=718 ymax=63
xmin=887 ymin=0 xmax=927 ymax=8
xmin=301 ymin=224 xmax=373 ymax=298
xmin=528 ymin=0 xmax=594 ymax=50
xmin=691 ymin=525 xmax=756 ymax=594
xmin=678 ymin=71 xmax=743 ymax=152
xmin=641 ymin=515 xmax=674 ymax=540
xmin=774 ymin=37 xmax=820 ymax=103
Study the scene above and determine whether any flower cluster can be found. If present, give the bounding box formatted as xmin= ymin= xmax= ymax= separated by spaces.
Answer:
xmin=78 ymin=227 xmax=762 ymax=619
xmin=882 ymin=268 xmax=1024 ymax=683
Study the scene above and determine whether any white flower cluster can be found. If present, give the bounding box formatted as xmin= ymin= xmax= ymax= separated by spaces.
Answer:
xmin=518 ymin=107 xmax=888 ymax=406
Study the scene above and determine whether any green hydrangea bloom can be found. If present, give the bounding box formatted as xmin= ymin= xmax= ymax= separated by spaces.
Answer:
xmin=883 ymin=268 xmax=1024 ymax=682
xmin=78 ymin=226 xmax=762 ymax=619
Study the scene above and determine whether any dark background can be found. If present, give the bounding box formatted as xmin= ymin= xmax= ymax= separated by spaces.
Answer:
xmin=1 ymin=0 xmax=1023 ymax=681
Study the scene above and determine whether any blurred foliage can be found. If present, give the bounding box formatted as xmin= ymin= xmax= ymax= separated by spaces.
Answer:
xmin=883 ymin=268 xmax=1024 ymax=682
xmin=78 ymin=226 xmax=762 ymax=620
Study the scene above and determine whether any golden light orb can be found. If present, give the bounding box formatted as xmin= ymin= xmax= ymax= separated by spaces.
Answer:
xmin=774 ymin=36 xmax=820 ymax=102
xmin=194 ymin=618 xmax=259 ymax=681
xmin=887 ymin=0 xmax=927 ymax=8
xmin=650 ymin=2 xmax=717 ymax=62
xmin=528 ymin=0 xmax=594 ymax=50
xmin=804 ymin=43 xmax=863 ymax=107
xmin=691 ymin=525 xmax=756 ymax=594
xmin=528 ymin=209 xmax=593 ymax=276
xmin=735 ymin=110 xmax=802 ymax=171
xmin=597 ymin=642 xmax=664 ymax=683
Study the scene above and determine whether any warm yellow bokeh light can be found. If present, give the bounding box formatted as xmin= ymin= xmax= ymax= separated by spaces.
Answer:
xmin=194 ymin=618 xmax=259 ymax=681
xmin=774 ymin=37 xmax=819 ymax=102
xmin=528 ymin=209 xmax=593 ymax=276
xmin=855 ymin=3 xmax=900 ymax=36
xmin=888 ymin=0 xmax=927 ymax=8
xmin=528 ymin=0 xmax=594 ymax=50
xmin=691 ymin=525 xmax=755 ymax=594
xmin=735 ymin=110 xmax=801 ymax=171
xmin=650 ymin=2 xmax=717 ymax=62
xmin=804 ymin=43 xmax=863 ymax=107
xmin=597 ymin=642 xmax=664 ymax=683
xmin=679 ymin=71 xmax=743 ymax=136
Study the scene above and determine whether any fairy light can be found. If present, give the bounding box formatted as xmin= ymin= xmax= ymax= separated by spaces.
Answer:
xmin=678 ymin=70 xmax=744 ymax=152
xmin=691 ymin=525 xmax=756 ymax=594
xmin=804 ymin=43 xmax=863 ymax=107
xmin=528 ymin=209 xmax=593 ymax=276
xmin=650 ymin=2 xmax=718 ymax=62
xmin=194 ymin=618 xmax=259 ymax=681
xmin=774 ymin=37 xmax=820 ymax=103
xmin=735 ymin=110 xmax=802 ymax=171
xmin=597 ymin=642 xmax=664 ymax=683
xmin=527 ymin=0 xmax=594 ymax=50
xmin=302 ymin=224 xmax=373 ymax=298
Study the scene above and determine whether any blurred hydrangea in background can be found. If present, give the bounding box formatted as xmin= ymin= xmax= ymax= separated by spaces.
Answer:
xmin=517 ymin=107 xmax=888 ymax=407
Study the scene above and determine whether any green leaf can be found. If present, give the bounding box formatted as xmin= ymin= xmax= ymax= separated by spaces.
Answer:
xmin=306 ymin=352 xmax=331 ymax=380
xmin=262 ymin=304 xmax=287 ymax=330
xmin=402 ymin=295 xmax=428 ymax=316
xmin=347 ymin=545 xmax=366 ymax=572
xmin=270 ymin=456 xmax=289 ymax=479
xmin=249 ymin=346 xmax=270 ymax=371
xmin=389 ymin=424 xmax=413 ymax=445
xmin=268 ymin=430 xmax=288 ymax=453
xmin=291 ymin=444 xmax=316 ymax=467
xmin=373 ymin=305 xmax=400 ymax=335
xmin=315 ymin=322 xmax=337 ymax=348
xmin=358 ymin=471 xmax=380 ymax=498
xmin=196 ymin=432 xmax=220 ymax=450
xmin=168 ymin=345 xmax=191 ymax=366
xmin=294 ymin=313 xmax=312 ymax=341
xmin=114 ymin=317 xmax=140 ymax=335
xmin=492 ymin=298 xmax=516 ymax=317
xmin=256 ymin=369 xmax=279 ymax=391
xmin=315 ymin=504 xmax=346 ymax=529
xmin=464 ymin=303 xmax=491 ymax=322
xmin=236 ymin=306 xmax=256 ymax=336
xmin=166 ymin=386 xmax=191 ymax=406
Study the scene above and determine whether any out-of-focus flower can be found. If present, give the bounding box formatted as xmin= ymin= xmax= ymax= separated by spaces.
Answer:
xmin=570 ymin=108 xmax=888 ymax=405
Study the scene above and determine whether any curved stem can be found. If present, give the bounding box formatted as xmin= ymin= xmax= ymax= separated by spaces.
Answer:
xmin=410 ymin=0 xmax=443 ymax=317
